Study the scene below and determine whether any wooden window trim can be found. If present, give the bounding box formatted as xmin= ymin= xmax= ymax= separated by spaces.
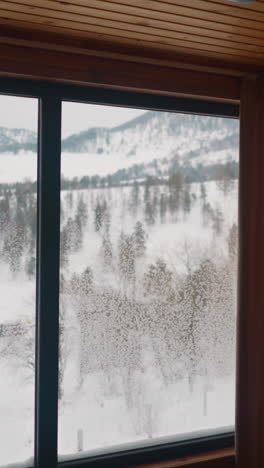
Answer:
xmin=132 ymin=448 xmax=234 ymax=468
xmin=0 ymin=43 xmax=240 ymax=104
xmin=236 ymin=75 xmax=264 ymax=468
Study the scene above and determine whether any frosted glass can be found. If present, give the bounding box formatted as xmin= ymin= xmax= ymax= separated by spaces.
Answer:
xmin=59 ymin=104 xmax=238 ymax=458
xmin=0 ymin=95 xmax=37 ymax=465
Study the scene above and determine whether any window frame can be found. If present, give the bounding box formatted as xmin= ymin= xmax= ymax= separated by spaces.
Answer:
xmin=0 ymin=77 xmax=239 ymax=468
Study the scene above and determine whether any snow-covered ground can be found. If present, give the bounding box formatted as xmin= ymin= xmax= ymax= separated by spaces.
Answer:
xmin=0 ymin=177 xmax=238 ymax=466
xmin=0 ymin=108 xmax=239 ymax=466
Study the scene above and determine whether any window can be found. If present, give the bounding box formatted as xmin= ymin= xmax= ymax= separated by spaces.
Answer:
xmin=58 ymin=103 xmax=238 ymax=459
xmin=0 ymin=95 xmax=38 ymax=466
xmin=0 ymin=79 xmax=239 ymax=468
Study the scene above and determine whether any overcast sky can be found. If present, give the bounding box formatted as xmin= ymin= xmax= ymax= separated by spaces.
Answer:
xmin=0 ymin=95 xmax=146 ymax=137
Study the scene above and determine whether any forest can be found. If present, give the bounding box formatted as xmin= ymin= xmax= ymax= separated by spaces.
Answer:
xmin=0 ymin=166 xmax=237 ymax=446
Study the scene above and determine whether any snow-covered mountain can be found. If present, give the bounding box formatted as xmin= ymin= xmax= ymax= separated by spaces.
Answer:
xmin=0 ymin=111 xmax=239 ymax=183
xmin=0 ymin=126 xmax=37 ymax=153
xmin=61 ymin=111 xmax=238 ymax=164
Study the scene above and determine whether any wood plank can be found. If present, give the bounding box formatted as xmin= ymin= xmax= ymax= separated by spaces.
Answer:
xmin=236 ymin=74 xmax=264 ymax=468
xmin=0 ymin=17 xmax=263 ymax=68
xmin=53 ymin=0 xmax=264 ymax=36
xmin=0 ymin=43 xmax=241 ymax=102
xmin=0 ymin=7 xmax=263 ymax=61
xmin=211 ymin=0 xmax=264 ymax=15
xmin=132 ymin=448 xmax=234 ymax=468
xmin=0 ymin=23 xmax=262 ymax=76
xmin=145 ymin=0 xmax=264 ymax=24
xmin=4 ymin=0 xmax=264 ymax=50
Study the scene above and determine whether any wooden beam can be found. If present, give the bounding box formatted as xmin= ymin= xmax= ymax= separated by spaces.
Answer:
xmin=236 ymin=74 xmax=264 ymax=467
xmin=0 ymin=43 xmax=240 ymax=102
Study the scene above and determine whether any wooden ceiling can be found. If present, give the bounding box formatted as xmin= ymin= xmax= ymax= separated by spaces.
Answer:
xmin=1 ymin=0 xmax=264 ymax=74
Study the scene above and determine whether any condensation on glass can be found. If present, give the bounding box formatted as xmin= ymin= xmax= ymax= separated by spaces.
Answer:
xmin=0 ymin=95 xmax=37 ymax=465
xmin=58 ymin=104 xmax=238 ymax=457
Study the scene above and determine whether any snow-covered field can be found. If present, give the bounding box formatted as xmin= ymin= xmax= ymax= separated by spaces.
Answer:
xmin=0 ymin=107 xmax=239 ymax=466
xmin=0 ymin=175 xmax=238 ymax=466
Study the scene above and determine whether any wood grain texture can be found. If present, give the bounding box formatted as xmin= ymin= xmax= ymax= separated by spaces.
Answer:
xmin=0 ymin=5 xmax=262 ymax=61
xmin=0 ymin=0 xmax=264 ymax=67
xmin=0 ymin=18 xmax=262 ymax=67
xmin=132 ymin=449 xmax=234 ymax=468
xmin=0 ymin=43 xmax=241 ymax=102
xmin=236 ymin=74 xmax=264 ymax=468
xmin=3 ymin=0 xmax=264 ymax=52
xmin=0 ymin=24 xmax=261 ymax=78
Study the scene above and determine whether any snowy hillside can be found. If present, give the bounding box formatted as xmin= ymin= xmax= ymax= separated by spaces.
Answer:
xmin=0 ymin=112 xmax=239 ymax=184
xmin=61 ymin=112 xmax=238 ymax=161
xmin=0 ymin=127 xmax=37 ymax=153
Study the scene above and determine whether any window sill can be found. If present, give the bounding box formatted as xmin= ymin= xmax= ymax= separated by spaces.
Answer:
xmin=132 ymin=448 xmax=234 ymax=468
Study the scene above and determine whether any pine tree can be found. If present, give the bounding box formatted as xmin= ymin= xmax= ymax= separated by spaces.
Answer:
xmin=74 ymin=214 xmax=83 ymax=251
xmin=4 ymin=226 xmax=24 ymax=273
xmin=66 ymin=191 xmax=73 ymax=209
xmin=76 ymin=195 xmax=88 ymax=227
xmin=168 ymin=171 xmax=184 ymax=192
xmin=103 ymin=201 xmax=111 ymax=233
xmin=200 ymin=182 xmax=207 ymax=204
xmin=168 ymin=172 xmax=183 ymax=216
xmin=212 ymin=207 xmax=224 ymax=236
xmin=27 ymin=202 xmax=37 ymax=253
xmin=80 ymin=267 xmax=94 ymax=296
xmin=60 ymin=227 xmax=69 ymax=268
xmin=159 ymin=193 xmax=167 ymax=223
xmin=94 ymin=198 xmax=110 ymax=232
xmin=0 ymin=193 xmax=11 ymax=229
xmin=65 ymin=217 xmax=76 ymax=251
xmin=143 ymin=259 xmax=173 ymax=300
xmin=202 ymin=202 xmax=213 ymax=226
xmin=145 ymin=199 xmax=156 ymax=225
xmin=182 ymin=188 xmax=191 ymax=215
xmin=26 ymin=255 xmax=36 ymax=279
xmin=133 ymin=221 xmax=147 ymax=257
xmin=227 ymin=223 xmax=238 ymax=260
xmin=129 ymin=181 xmax=140 ymax=215
xmin=100 ymin=236 xmax=113 ymax=267
xmin=144 ymin=179 xmax=151 ymax=202
xmin=15 ymin=204 xmax=27 ymax=248
xmin=118 ymin=232 xmax=136 ymax=294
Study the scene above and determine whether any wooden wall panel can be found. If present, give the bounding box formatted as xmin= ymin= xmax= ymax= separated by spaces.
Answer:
xmin=0 ymin=43 xmax=241 ymax=102
xmin=0 ymin=1 xmax=264 ymax=68
xmin=236 ymin=74 xmax=264 ymax=467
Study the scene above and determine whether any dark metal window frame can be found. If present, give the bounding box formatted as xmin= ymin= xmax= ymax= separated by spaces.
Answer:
xmin=0 ymin=77 xmax=239 ymax=468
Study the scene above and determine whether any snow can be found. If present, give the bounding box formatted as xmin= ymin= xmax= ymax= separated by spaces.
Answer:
xmin=57 ymin=180 xmax=237 ymax=457
xmin=58 ymin=373 xmax=234 ymax=459
xmin=0 ymin=360 xmax=34 ymax=466
xmin=0 ymin=177 xmax=237 ymax=465
xmin=0 ymin=111 xmax=238 ymax=466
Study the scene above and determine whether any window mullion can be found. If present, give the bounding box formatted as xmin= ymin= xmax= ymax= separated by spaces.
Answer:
xmin=35 ymin=95 xmax=62 ymax=468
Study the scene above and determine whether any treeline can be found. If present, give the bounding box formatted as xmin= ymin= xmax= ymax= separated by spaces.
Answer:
xmin=0 ymin=160 xmax=238 ymax=195
xmin=0 ymin=171 xmax=234 ymax=277
xmin=60 ymin=160 xmax=238 ymax=191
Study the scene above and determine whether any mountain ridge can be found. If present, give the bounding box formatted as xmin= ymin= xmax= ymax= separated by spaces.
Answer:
xmin=0 ymin=111 xmax=239 ymax=183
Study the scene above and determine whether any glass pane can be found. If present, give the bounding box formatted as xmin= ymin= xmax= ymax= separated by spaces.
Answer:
xmin=0 ymin=95 xmax=37 ymax=466
xmin=59 ymin=103 xmax=238 ymax=458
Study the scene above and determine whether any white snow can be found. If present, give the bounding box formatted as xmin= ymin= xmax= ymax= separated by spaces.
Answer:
xmin=0 ymin=111 xmax=239 ymax=465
